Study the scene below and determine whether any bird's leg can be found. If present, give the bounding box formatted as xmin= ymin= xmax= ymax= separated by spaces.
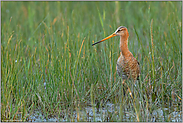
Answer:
xmin=134 ymin=80 xmax=137 ymax=87
xmin=123 ymin=80 xmax=133 ymax=99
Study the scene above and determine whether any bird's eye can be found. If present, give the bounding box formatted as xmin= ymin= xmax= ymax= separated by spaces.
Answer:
xmin=116 ymin=28 xmax=125 ymax=33
xmin=117 ymin=30 xmax=121 ymax=32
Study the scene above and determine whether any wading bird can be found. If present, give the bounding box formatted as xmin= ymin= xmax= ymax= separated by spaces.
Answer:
xmin=92 ymin=26 xmax=140 ymax=83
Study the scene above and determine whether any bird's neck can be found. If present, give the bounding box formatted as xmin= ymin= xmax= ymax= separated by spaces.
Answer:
xmin=120 ymin=36 xmax=130 ymax=56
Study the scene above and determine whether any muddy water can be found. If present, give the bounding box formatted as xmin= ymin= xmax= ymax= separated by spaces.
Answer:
xmin=28 ymin=102 xmax=182 ymax=122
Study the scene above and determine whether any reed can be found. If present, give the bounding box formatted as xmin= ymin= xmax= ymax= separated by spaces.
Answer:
xmin=1 ymin=1 xmax=182 ymax=122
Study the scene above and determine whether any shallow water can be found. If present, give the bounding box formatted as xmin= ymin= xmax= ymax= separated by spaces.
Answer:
xmin=27 ymin=102 xmax=182 ymax=122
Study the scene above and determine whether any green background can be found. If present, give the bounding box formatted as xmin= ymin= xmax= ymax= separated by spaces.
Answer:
xmin=1 ymin=1 xmax=182 ymax=122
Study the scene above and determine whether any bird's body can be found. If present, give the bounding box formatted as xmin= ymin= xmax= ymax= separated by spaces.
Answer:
xmin=92 ymin=26 xmax=140 ymax=82
xmin=117 ymin=52 xmax=140 ymax=80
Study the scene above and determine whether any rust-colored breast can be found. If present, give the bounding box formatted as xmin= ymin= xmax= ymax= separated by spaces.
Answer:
xmin=116 ymin=52 xmax=140 ymax=80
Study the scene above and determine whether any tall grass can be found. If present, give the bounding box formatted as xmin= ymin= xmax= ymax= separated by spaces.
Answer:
xmin=1 ymin=1 xmax=182 ymax=122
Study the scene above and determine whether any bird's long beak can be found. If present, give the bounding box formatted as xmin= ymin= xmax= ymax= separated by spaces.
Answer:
xmin=92 ymin=33 xmax=117 ymax=46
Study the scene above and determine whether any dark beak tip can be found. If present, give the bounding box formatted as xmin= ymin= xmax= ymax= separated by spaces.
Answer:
xmin=92 ymin=41 xmax=100 ymax=46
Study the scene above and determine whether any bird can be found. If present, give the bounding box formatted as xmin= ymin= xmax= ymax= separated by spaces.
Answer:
xmin=92 ymin=26 xmax=140 ymax=83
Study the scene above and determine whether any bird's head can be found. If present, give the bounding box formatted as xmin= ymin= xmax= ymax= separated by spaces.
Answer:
xmin=92 ymin=26 xmax=129 ymax=46
xmin=114 ymin=26 xmax=129 ymax=38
